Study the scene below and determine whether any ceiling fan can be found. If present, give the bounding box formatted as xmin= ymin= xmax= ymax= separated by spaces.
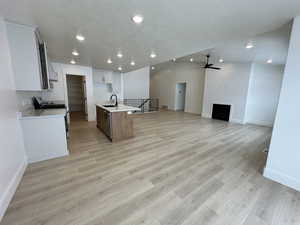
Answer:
xmin=202 ymin=55 xmax=221 ymax=70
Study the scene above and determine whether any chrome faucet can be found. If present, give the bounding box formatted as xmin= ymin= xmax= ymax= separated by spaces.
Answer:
xmin=110 ymin=94 xmax=118 ymax=107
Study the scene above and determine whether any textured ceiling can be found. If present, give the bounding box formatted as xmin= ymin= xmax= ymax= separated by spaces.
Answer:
xmin=0 ymin=0 xmax=299 ymax=72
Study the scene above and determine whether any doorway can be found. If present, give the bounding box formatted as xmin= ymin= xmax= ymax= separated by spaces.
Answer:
xmin=66 ymin=74 xmax=87 ymax=121
xmin=175 ymin=82 xmax=186 ymax=111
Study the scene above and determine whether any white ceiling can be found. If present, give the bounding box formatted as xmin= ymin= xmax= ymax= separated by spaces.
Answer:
xmin=200 ymin=23 xmax=291 ymax=65
xmin=0 ymin=0 xmax=299 ymax=72
xmin=152 ymin=23 xmax=292 ymax=72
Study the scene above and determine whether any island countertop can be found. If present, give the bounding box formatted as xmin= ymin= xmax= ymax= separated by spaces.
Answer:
xmin=95 ymin=104 xmax=141 ymax=113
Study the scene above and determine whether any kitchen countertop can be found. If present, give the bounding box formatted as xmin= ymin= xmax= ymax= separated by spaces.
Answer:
xmin=19 ymin=108 xmax=67 ymax=120
xmin=96 ymin=104 xmax=141 ymax=112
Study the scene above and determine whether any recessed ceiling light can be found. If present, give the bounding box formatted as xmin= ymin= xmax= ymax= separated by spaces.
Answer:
xmin=246 ymin=42 xmax=254 ymax=49
xmin=118 ymin=66 xmax=122 ymax=71
xmin=76 ymin=34 xmax=85 ymax=42
xmin=130 ymin=61 xmax=135 ymax=66
xmin=117 ymin=52 xmax=123 ymax=58
xmin=190 ymin=58 xmax=194 ymax=62
xmin=150 ymin=52 xmax=157 ymax=58
xmin=132 ymin=15 xmax=144 ymax=24
xmin=151 ymin=66 xmax=155 ymax=70
xmin=70 ymin=59 xmax=76 ymax=64
xmin=72 ymin=50 xmax=79 ymax=56
xmin=267 ymin=59 xmax=273 ymax=64
xmin=219 ymin=59 xmax=224 ymax=63
xmin=107 ymin=58 xmax=112 ymax=64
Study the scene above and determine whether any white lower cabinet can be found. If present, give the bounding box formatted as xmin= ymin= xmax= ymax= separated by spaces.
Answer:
xmin=20 ymin=116 xmax=68 ymax=163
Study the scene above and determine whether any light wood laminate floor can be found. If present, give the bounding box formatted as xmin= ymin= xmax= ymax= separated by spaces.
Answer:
xmin=2 ymin=111 xmax=300 ymax=225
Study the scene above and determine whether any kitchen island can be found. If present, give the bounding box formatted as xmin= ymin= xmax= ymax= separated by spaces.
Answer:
xmin=96 ymin=104 xmax=140 ymax=142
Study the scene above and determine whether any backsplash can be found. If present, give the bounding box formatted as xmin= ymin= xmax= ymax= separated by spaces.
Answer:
xmin=16 ymin=91 xmax=43 ymax=111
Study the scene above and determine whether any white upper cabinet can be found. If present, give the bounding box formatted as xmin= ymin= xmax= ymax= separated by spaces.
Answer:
xmin=104 ymin=72 xmax=113 ymax=84
xmin=94 ymin=72 xmax=106 ymax=84
xmin=6 ymin=22 xmax=44 ymax=91
xmin=93 ymin=69 xmax=113 ymax=84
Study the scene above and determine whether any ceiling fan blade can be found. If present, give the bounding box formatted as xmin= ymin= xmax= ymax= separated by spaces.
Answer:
xmin=207 ymin=66 xmax=221 ymax=70
xmin=201 ymin=55 xmax=221 ymax=70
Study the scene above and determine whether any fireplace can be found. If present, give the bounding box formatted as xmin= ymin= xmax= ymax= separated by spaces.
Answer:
xmin=212 ymin=104 xmax=231 ymax=121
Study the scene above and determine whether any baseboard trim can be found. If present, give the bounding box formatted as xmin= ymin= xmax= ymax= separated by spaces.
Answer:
xmin=201 ymin=113 xmax=211 ymax=119
xmin=264 ymin=167 xmax=300 ymax=192
xmin=0 ymin=158 xmax=27 ymax=221
xmin=201 ymin=114 xmax=244 ymax=124
xmin=246 ymin=120 xmax=273 ymax=127
xmin=230 ymin=118 xmax=244 ymax=124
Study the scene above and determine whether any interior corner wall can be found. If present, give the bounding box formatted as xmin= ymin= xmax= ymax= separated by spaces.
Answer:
xmin=245 ymin=63 xmax=284 ymax=127
xmin=43 ymin=62 xmax=66 ymax=101
xmin=150 ymin=62 xmax=205 ymax=114
xmin=123 ymin=67 xmax=150 ymax=99
xmin=264 ymin=16 xmax=300 ymax=192
xmin=0 ymin=17 xmax=27 ymax=221
xmin=46 ymin=63 xmax=95 ymax=121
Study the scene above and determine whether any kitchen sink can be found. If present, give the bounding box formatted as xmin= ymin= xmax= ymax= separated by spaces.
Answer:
xmin=103 ymin=104 xmax=116 ymax=108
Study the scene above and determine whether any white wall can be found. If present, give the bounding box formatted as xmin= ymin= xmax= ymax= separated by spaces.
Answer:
xmin=44 ymin=62 xmax=66 ymax=101
xmin=202 ymin=63 xmax=252 ymax=123
xmin=45 ymin=63 xmax=95 ymax=121
xmin=45 ymin=64 xmax=124 ymax=121
xmin=15 ymin=91 xmax=43 ymax=111
xmin=150 ymin=62 xmax=205 ymax=114
xmin=123 ymin=67 xmax=150 ymax=99
xmin=93 ymin=69 xmax=123 ymax=104
xmin=0 ymin=17 xmax=27 ymax=221
xmin=245 ymin=63 xmax=284 ymax=127
xmin=264 ymin=16 xmax=300 ymax=192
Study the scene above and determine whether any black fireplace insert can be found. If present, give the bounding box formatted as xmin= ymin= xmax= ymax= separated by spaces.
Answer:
xmin=212 ymin=104 xmax=231 ymax=121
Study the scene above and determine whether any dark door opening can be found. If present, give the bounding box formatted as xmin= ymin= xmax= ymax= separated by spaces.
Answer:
xmin=66 ymin=74 xmax=87 ymax=121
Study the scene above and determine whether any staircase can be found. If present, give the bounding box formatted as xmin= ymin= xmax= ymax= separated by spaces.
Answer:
xmin=123 ymin=98 xmax=159 ymax=113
